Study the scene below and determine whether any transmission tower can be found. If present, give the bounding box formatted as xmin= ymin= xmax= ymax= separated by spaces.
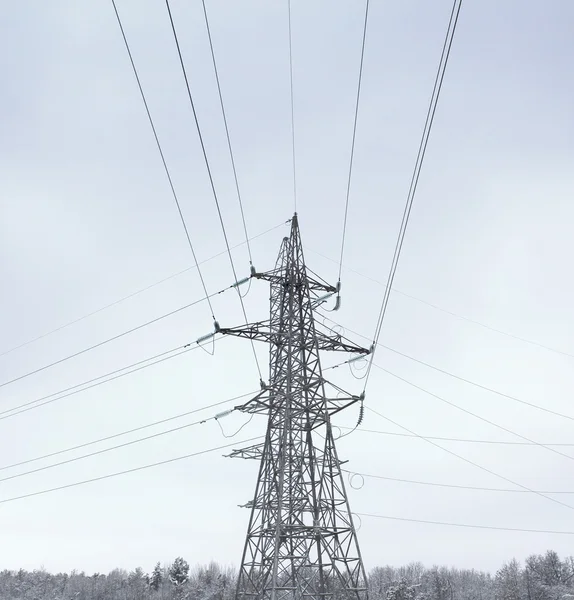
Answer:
xmin=219 ymin=215 xmax=370 ymax=600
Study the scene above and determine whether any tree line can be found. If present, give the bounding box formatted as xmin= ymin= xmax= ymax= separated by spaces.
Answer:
xmin=0 ymin=550 xmax=572 ymax=600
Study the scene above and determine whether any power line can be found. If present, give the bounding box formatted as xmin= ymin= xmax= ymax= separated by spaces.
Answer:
xmin=343 ymin=469 xmax=574 ymax=494
xmin=165 ymin=0 xmax=262 ymax=381
xmin=364 ymin=0 xmax=463 ymax=389
xmin=345 ymin=426 xmax=574 ymax=447
xmin=337 ymin=0 xmax=370 ymax=287
xmin=379 ymin=343 xmax=574 ymax=423
xmin=309 ymin=246 xmax=574 ymax=361
xmin=111 ymin=0 xmax=215 ymax=320
xmin=394 ymin=290 xmax=574 ymax=360
xmin=0 ymin=419 xmax=217 ymax=484
xmin=0 ymin=282 xmax=234 ymax=390
xmin=4 ymin=356 xmax=349 ymax=471
xmin=216 ymin=412 xmax=255 ymax=439
xmin=0 ymin=221 xmax=287 ymax=359
xmin=287 ymin=0 xmax=297 ymax=212
xmin=356 ymin=512 xmax=574 ymax=536
xmin=324 ymin=315 xmax=574 ymax=424
xmin=1 ymin=391 xmax=253 ymax=474
xmin=0 ymin=437 xmax=262 ymax=507
xmin=366 ymin=406 xmax=574 ymax=513
xmin=2 ymin=433 xmax=571 ymax=534
xmin=2 ymin=338 xmax=345 ymax=423
xmin=365 ymin=0 xmax=462 ymax=378
xmin=0 ymin=344 xmax=189 ymax=419
xmin=0 ymin=398 xmax=257 ymax=484
xmin=0 ymin=342 xmax=230 ymax=423
xmin=201 ymin=0 xmax=253 ymax=267
xmin=371 ymin=361 xmax=574 ymax=464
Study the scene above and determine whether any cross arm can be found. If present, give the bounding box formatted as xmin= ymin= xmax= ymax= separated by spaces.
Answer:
xmin=315 ymin=332 xmax=371 ymax=355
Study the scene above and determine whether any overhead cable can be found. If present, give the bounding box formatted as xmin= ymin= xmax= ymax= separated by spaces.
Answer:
xmin=0 ymin=281 xmax=235 ymax=390
xmin=366 ymin=406 xmax=574 ymax=513
xmin=0 ymin=390 xmax=256 ymax=474
xmin=379 ymin=343 xmax=574 ymax=423
xmin=201 ymin=0 xmax=253 ymax=267
xmin=394 ymin=290 xmax=574 ymax=360
xmin=337 ymin=0 xmax=370 ymax=288
xmin=343 ymin=469 xmax=574 ymax=495
xmin=345 ymin=426 xmax=574 ymax=447
xmin=111 ymin=0 xmax=215 ymax=320
xmin=356 ymin=512 xmax=574 ymax=536
xmin=3 ymin=356 xmax=351 ymax=470
xmin=217 ymin=413 xmax=255 ymax=439
xmin=321 ymin=315 xmax=574 ymax=424
xmin=363 ymin=0 xmax=463 ymax=390
xmin=1 ymin=439 xmax=572 ymax=534
xmin=165 ymin=0 xmax=262 ymax=380
xmin=0 ymin=221 xmax=287 ymax=359
xmin=0 ymin=344 xmax=193 ymax=419
xmin=371 ymin=361 xmax=574 ymax=464
xmin=0 ymin=403 xmax=256 ymax=484
xmin=309 ymin=247 xmax=574 ymax=361
xmin=1 ymin=340 xmax=344 ymax=423
xmin=0 ymin=437 xmax=263 ymax=506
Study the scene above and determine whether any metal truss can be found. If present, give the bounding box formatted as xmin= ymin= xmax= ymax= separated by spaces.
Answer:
xmin=221 ymin=215 xmax=369 ymax=600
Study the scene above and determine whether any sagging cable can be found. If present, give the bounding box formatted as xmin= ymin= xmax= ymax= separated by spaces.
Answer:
xmin=349 ymin=352 xmax=369 ymax=380
xmin=337 ymin=392 xmax=366 ymax=440
xmin=216 ymin=411 xmax=254 ymax=438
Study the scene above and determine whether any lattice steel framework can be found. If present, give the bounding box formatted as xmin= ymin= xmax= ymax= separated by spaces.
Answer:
xmin=220 ymin=215 xmax=369 ymax=600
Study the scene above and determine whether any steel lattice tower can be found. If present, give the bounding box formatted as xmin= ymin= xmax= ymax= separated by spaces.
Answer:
xmin=219 ymin=215 xmax=369 ymax=600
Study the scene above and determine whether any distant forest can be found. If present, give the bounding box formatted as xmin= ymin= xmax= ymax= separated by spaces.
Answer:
xmin=1 ymin=550 xmax=572 ymax=600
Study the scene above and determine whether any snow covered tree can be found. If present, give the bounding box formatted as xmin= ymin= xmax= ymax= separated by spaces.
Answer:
xmin=127 ymin=567 xmax=147 ymax=600
xmin=150 ymin=562 xmax=163 ymax=592
xmin=423 ymin=567 xmax=452 ymax=600
xmin=170 ymin=557 xmax=190 ymax=598
xmin=387 ymin=577 xmax=419 ymax=600
xmin=524 ymin=551 xmax=574 ymax=600
xmin=495 ymin=559 xmax=523 ymax=600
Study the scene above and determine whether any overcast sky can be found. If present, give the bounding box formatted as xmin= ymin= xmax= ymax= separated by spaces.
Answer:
xmin=1 ymin=0 xmax=574 ymax=577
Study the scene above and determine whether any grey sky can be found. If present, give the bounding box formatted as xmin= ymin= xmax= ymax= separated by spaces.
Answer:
xmin=1 ymin=0 xmax=574 ymax=576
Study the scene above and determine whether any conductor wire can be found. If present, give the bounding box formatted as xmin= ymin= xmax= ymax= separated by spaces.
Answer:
xmin=201 ymin=0 xmax=254 ymax=271
xmin=338 ymin=0 xmax=370 ymax=287
xmin=366 ymin=406 xmax=574 ymax=513
xmin=165 ymin=0 xmax=263 ymax=380
xmin=112 ymin=0 xmax=215 ymax=320
xmin=363 ymin=0 xmax=463 ymax=391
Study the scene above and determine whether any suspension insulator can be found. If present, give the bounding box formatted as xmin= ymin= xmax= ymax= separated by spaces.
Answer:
xmin=233 ymin=276 xmax=251 ymax=288
xmin=196 ymin=332 xmax=215 ymax=344
xmin=215 ymin=409 xmax=234 ymax=420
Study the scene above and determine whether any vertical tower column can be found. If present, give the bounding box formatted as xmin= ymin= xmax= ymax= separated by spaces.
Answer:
xmin=220 ymin=216 xmax=369 ymax=600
